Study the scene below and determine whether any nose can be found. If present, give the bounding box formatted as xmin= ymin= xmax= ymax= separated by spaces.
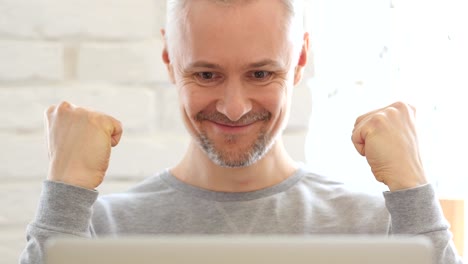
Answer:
xmin=216 ymin=80 xmax=252 ymax=122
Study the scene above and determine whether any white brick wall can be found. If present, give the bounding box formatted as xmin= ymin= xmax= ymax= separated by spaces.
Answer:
xmin=0 ymin=41 xmax=64 ymax=81
xmin=78 ymin=40 xmax=168 ymax=83
xmin=0 ymin=0 xmax=158 ymax=39
xmin=0 ymin=1 xmax=312 ymax=263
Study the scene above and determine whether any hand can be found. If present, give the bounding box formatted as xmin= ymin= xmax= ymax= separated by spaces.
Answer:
xmin=44 ymin=101 xmax=123 ymax=190
xmin=351 ymin=102 xmax=427 ymax=192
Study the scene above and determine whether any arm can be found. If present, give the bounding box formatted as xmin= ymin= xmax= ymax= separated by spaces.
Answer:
xmin=20 ymin=182 xmax=98 ymax=264
xmin=384 ymin=184 xmax=463 ymax=264
xmin=351 ymin=102 xmax=463 ymax=264
xmin=20 ymin=101 xmax=123 ymax=264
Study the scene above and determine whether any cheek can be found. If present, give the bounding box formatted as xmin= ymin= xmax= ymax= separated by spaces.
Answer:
xmin=261 ymin=94 xmax=283 ymax=115
xmin=257 ymin=82 xmax=290 ymax=114
xmin=257 ymin=82 xmax=293 ymax=134
xmin=179 ymin=85 xmax=216 ymax=117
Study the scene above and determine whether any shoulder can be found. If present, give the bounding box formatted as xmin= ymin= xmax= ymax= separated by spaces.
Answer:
xmin=95 ymin=170 xmax=175 ymax=207
xmin=126 ymin=169 xmax=173 ymax=193
xmin=291 ymin=168 xmax=391 ymax=232
xmin=294 ymin=168 xmax=386 ymax=208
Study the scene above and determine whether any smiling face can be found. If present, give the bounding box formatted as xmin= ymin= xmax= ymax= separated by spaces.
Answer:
xmin=164 ymin=0 xmax=308 ymax=168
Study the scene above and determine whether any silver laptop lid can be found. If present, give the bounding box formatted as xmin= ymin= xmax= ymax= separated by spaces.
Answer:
xmin=46 ymin=235 xmax=433 ymax=264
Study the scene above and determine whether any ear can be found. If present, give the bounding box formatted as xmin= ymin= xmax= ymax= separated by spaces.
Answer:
xmin=161 ymin=29 xmax=176 ymax=84
xmin=293 ymin=32 xmax=310 ymax=86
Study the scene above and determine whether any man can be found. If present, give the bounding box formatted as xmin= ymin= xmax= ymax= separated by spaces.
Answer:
xmin=21 ymin=0 xmax=462 ymax=263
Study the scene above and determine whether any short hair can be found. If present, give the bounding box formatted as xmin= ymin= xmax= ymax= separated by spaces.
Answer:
xmin=164 ymin=0 xmax=305 ymax=57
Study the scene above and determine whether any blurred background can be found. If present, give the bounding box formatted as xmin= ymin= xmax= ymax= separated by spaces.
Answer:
xmin=0 ymin=0 xmax=466 ymax=263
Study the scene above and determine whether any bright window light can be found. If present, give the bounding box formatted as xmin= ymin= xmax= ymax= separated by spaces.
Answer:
xmin=304 ymin=0 xmax=467 ymax=255
xmin=304 ymin=0 xmax=468 ymax=197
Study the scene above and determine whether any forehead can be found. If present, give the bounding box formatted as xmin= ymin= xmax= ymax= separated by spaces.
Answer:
xmin=175 ymin=0 xmax=294 ymax=69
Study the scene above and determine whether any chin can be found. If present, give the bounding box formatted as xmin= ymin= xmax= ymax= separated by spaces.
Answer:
xmin=199 ymin=131 xmax=277 ymax=168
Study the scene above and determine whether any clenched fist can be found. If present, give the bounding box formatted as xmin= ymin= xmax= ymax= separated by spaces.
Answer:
xmin=44 ymin=101 xmax=123 ymax=190
xmin=352 ymin=102 xmax=428 ymax=192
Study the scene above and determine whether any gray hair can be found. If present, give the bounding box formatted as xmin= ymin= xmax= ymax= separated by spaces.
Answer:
xmin=164 ymin=0 xmax=305 ymax=57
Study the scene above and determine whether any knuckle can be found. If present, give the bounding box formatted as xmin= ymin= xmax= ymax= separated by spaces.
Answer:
xmin=390 ymin=101 xmax=416 ymax=117
xmin=374 ymin=112 xmax=387 ymax=122
xmin=74 ymin=106 xmax=88 ymax=116
xmin=369 ymin=112 xmax=388 ymax=128
xmin=90 ymin=112 xmax=113 ymax=129
xmin=87 ymin=111 xmax=102 ymax=124
xmin=385 ymin=106 xmax=399 ymax=117
xmin=52 ymin=101 xmax=76 ymax=118
xmin=57 ymin=101 xmax=72 ymax=111
xmin=391 ymin=101 xmax=415 ymax=113
xmin=392 ymin=101 xmax=407 ymax=109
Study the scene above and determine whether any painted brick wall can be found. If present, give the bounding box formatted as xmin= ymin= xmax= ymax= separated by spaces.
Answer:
xmin=0 ymin=1 xmax=312 ymax=263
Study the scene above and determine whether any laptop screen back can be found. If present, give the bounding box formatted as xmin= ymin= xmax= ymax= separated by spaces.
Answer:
xmin=45 ymin=235 xmax=433 ymax=264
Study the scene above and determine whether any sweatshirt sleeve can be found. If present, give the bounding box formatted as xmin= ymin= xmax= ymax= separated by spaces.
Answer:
xmin=383 ymin=184 xmax=464 ymax=264
xmin=19 ymin=181 xmax=99 ymax=264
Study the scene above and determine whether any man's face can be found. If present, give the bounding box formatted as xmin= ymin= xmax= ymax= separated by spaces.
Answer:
xmin=167 ymin=0 xmax=305 ymax=168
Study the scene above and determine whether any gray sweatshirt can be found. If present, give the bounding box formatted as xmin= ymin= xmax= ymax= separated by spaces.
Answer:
xmin=20 ymin=167 xmax=463 ymax=264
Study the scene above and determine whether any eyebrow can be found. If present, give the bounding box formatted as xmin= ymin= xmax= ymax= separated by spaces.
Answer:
xmin=186 ymin=61 xmax=222 ymax=70
xmin=185 ymin=59 xmax=284 ymax=71
xmin=247 ymin=59 xmax=284 ymax=69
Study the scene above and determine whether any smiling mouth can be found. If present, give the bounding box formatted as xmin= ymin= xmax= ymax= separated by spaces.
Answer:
xmin=208 ymin=120 xmax=259 ymax=134
xmin=213 ymin=120 xmax=255 ymax=127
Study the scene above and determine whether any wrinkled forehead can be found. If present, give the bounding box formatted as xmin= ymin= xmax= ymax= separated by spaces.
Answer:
xmin=168 ymin=0 xmax=297 ymax=69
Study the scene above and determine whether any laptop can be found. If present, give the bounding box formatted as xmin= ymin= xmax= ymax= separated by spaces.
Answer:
xmin=45 ymin=235 xmax=433 ymax=264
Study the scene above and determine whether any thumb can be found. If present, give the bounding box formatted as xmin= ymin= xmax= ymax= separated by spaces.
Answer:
xmin=109 ymin=118 xmax=123 ymax=147
xmin=351 ymin=127 xmax=366 ymax=156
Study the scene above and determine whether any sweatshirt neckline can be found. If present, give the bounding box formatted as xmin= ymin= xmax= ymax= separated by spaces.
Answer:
xmin=160 ymin=167 xmax=307 ymax=202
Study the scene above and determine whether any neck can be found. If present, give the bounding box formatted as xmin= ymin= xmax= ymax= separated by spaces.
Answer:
xmin=171 ymin=137 xmax=298 ymax=192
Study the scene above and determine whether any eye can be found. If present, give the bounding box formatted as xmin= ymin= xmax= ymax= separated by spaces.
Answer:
xmin=194 ymin=72 xmax=223 ymax=85
xmin=250 ymin=71 xmax=273 ymax=80
xmin=198 ymin=72 xmax=215 ymax=80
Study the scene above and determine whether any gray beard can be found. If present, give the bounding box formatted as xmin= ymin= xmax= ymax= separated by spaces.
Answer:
xmin=197 ymin=130 xmax=275 ymax=168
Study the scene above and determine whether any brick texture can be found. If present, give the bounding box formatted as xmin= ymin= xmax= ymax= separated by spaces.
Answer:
xmin=0 ymin=0 xmax=157 ymax=40
xmin=0 ymin=134 xmax=48 ymax=180
xmin=78 ymin=40 xmax=168 ymax=83
xmin=0 ymin=40 xmax=63 ymax=81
